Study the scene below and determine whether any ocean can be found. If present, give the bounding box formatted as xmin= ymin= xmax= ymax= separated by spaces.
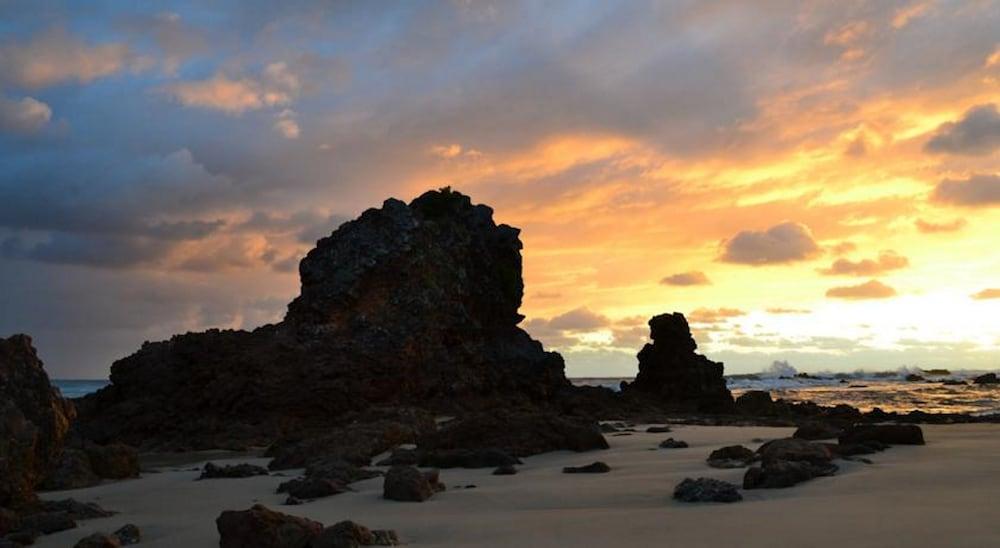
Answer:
xmin=573 ymin=369 xmax=1000 ymax=416
xmin=56 ymin=370 xmax=1000 ymax=416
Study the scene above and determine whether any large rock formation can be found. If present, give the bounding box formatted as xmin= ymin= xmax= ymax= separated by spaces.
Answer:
xmin=0 ymin=335 xmax=74 ymax=511
xmin=621 ymin=313 xmax=733 ymax=413
xmin=76 ymin=189 xmax=570 ymax=450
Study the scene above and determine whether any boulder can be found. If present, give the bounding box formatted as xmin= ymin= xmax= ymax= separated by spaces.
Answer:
xmin=0 ymin=335 xmax=74 ymax=509
xmin=658 ymin=438 xmax=688 ymax=449
xmin=38 ymin=499 xmax=115 ymax=520
xmin=276 ymin=478 xmax=346 ymax=500
xmin=73 ymin=532 xmax=121 ymax=548
xmin=113 ymin=524 xmax=141 ymax=545
xmin=415 ymin=449 xmax=521 ymax=469
xmin=793 ymin=422 xmax=844 ymax=441
xmin=972 ymin=373 xmax=998 ymax=385
xmin=645 ymin=426 xmax=671 ymax=433
xmin=756 ymin=438 xmax=834 ymax=465
xmin=382 ymin=466 xmax=444 ymax=502
xmin=83 ymin=443 xmax=139 ymax=480
xmin=76 ymin=189 xmax=571 ymax=451
xmin=416 ymin=412 xmax=608 ymax=458
xmin=14 ymin=511 xmax=76 ymax=535
xmin=303 ymin=458 xmax=382 ymax=485
xmin=492 ymin=465 xmax=518 ymax=475
xmin=673 ymin=478 xmax=742 ymax=503
xmin=734 ymin=391 xmax=780 ymax=416
xmin=41 ymin=443 xmax=140 ymax=491
xmin=216 ymin=504 xmax=323 ymax=548
xmin=312 ymin=521 xmax=399 ymax=548
xmin=562 ymin=462 xmax=610 ymax=474
xmin=839 ymin=424 xmax=924 ymax=445
xmin=41 ymin=449 xmax=101 ymax=490
xmin=706 ymin=445 xmax=756 ymax=468
xmin=199 ymin=462 xmax=269 ymax=480
xmin=743 ymin=460 xmax=838 ymax=489
xmin=621 ymin=314 xmax=734 ymax=412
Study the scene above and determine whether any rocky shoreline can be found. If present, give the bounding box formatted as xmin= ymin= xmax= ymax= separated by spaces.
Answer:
xmin=2 ymin=189 xmax=997 ymax=547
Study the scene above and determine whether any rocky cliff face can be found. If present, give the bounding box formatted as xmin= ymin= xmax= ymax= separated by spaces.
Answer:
xmin=622 ymin=313 xmax=734 ymax=413
xmin=0 ymin=335 xmax=74 ymax=510
xmin=77 ymin=189 xmax=569 ymax=450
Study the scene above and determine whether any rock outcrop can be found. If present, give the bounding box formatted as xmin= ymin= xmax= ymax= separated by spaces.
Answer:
xmin=76 ymin=189 xmax=570 ymax=450
xmin=673 ymin=478 xmax=742 ymax=503
xmin=620 ymin=313 xmax=733 ymax=413
xmin=0 ymin=335 xmax=74 ymax=510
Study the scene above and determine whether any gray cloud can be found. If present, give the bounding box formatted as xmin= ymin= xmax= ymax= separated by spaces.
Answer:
xmin=661 ymin=271 xmax=711 ymax=286
xmin=932 ymin=174 xmax=1000 ymax=207
xmin=720 ymin=222 xmax=821 ymax=265
xmin=925 ymin=103 xmax=1000 ymax=155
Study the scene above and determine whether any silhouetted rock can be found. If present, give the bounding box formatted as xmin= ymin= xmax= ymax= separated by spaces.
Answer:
xmin=621 ymin=314 xmax=734 ymax=413
xmin=973 ymin=373 xmax=999 ymax=385
xmin=216 ymin=504 xmax=323 ymax=548
xmin=743 ymin=460 xmax=838 ymax=489
xmin=562 ymin=462 xmax=610 ymax=474
xmin=645 ymin=425 xmax=672 ymax=433
xmin=492 ymin=465 xmax=518 ymax=475
xmin=277 ymin=477 xmax=346 ymax=500
xmin=42 ymin=442 xmax=140 ymax=491
xmin=382 ymin=466 xmax=444 ymax=502
xmin=658 ymin=438 xmax=688 ymax=449
xmin=112 ymin=524 xmax=141 ymax=545
xmin=417 ymin=412 xmax=608 ymax=457
xmin=313 ymin=521 xmax=400 ymax=547
xmin=839 ymin=424 xmax=925 ymax=445
xmin=38 ymin=499 xmax=114 ymax=520
xmin=824 ymin=441 xmax=889 ymax=457
xmin=14 ymin=511 xmax=76 ymax=535
xmin=757 ymin=438 xmax=834 ymax=465
xmin=707 ymin=445 xmax=756 ymax=468
xmin=76 ymin=189 xmax=570 ymax=450
xmin=734 ymin=391 xmax=780 ymax=416
xmin=415 ymin=449 xmax=521 ymax=469
xmin=905 ymin=374 xmax=925 ymax=382
xmin=793 ymin=422 xmax=844 ymax=441
xmin=673 ymin=478 xmax=742 ymax=503
xmin=199 ymin=462 xmax=269 ymax=480
xmin=0 ymin=335 xmax=74 ymax=510
xmin=73 ymin=532 xmax=121 ymax=548
xmin=267 ymin=411 xmax=436 ymax=470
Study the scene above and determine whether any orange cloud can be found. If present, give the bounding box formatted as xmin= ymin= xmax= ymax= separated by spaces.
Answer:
xmin=915 ymin=218 xmax=967 ymax=233
xmin=688 ymin=307 xmax=745 ymax=324
xmin=826 ymin=279 xmax=897 ymax=300
xmin=0 ymin=28 xmax=130 ymax=88
xmin=819 ymin=250 xmax=909 ymax=276
xmin=971 ymin=288 xmax=1000 ymax=300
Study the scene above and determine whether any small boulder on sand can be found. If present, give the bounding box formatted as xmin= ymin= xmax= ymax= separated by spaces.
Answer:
xmin=382 ymin=466 xmax=444 ymax=502
xmin=562 ymin=462 xmax=610 ymax=474
xmin=673 ymin=478 xmax=742 ymax=503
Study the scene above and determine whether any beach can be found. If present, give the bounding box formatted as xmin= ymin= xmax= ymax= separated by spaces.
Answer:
xmin=35 ymin=423 xmax=1000 ymax=548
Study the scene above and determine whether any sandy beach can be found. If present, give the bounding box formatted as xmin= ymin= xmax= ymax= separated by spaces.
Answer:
xmin=34 ymin=423 xmax=1000 ymax=548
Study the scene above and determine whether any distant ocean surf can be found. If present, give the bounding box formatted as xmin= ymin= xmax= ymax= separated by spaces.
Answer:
xmin=573 ymin=368 xmax=1000 ymax=416
xmin=54 ymin=379 xmax=110 ymax=399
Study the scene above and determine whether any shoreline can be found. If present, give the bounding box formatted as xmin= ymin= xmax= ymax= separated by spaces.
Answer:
xmin=33 ymin=423 xmax=1000 ymax=547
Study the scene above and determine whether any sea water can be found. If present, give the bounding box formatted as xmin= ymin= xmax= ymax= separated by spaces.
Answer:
xmin=53 ymin=379 xmax=110 ymax=399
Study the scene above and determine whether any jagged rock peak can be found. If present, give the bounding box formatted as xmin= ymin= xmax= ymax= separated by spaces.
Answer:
xmin=286 ymin=187 xmax=525 ymax=331
xmin=623 ymin=313 xmax=734 ymax=413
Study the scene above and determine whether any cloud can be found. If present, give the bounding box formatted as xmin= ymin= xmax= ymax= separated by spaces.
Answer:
xmin=915 ymin=218 xmax=967 ymax=233
xmin=925 ymin=103 xmax=1000 ymax=155
xmin=720 ymin=222 xmax=821 ymax=265
xmin=971 ymin=288 xmax=1000 ymax=300
xmin=825 ymin=279 xmax=897 ymax=300
xmin=273 ymin=109 xmax=300 ymax=139
xmin=766 ymin=307 xmax=810 ymax=314
xmin=687 ymin=307 xmax=745 ymax=324
xmin=0 ymin=27 xmax=130 ymax=88
xmin=932 ymin=174 xmax=1000 ymax=207
xmin=0 ymin=95 xmax=51 ymax=133
xmin=660 ymin=271 xmax=711 ymax=286
xmin=819 ymin=250 xmax=909 ymax=276
xmin=160 ymin=62 xmax=302 ymax=115
xmin=547 ymin=307 xmax=610 ymax=331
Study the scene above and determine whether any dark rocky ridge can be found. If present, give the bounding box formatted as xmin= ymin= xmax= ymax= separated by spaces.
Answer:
xmin=76 ymin=189 xmax=570 ymax=450
xmin=0 ymin=335 xmax=74 ymax=510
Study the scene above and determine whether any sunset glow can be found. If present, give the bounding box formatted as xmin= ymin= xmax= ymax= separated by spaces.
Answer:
xmin=1 ymin=1 xmax=998 ymax=378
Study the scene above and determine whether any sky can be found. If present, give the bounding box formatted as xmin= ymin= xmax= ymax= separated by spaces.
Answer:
xmin=0 ymin=1 xmax=998 ymax=379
